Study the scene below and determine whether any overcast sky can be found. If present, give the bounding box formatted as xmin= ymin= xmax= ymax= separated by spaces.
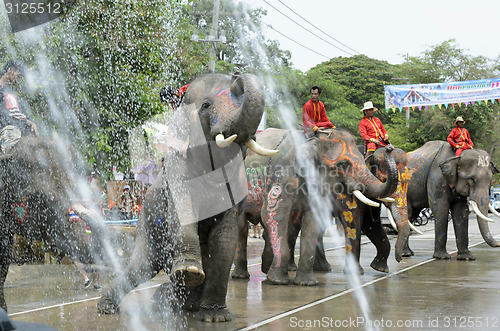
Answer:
xmin=240 ymin=0 xmax=500 ymax=73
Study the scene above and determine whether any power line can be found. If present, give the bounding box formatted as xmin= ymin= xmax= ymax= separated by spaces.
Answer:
xmin=265 ymin=23 xmax=394 ymax=76
xmin=262 ymin=0 xmax=355 ymax=57
xmin=261 ymin=0 xmax=398 ymax=74
xmin=275 ymin=0 xmax=394 ymax=71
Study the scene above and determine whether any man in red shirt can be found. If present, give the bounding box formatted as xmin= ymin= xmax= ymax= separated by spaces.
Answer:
xmin=358 ymin=101 xmax=389 ymax=159
xmin=447 ymin=116 xmax=474 ymax=156
xmin=302 ymin=85 xmax=334 ymax=137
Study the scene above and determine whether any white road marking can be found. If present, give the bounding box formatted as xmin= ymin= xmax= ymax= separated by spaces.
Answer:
xmin=239 ymin=237 xmax=491 ymax=331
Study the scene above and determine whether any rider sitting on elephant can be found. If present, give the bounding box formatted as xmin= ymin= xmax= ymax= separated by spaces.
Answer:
xmin=359 ymin=101 xmax=389 ymax=160
xmin=447 ymin=116 xmax=474 ymax=156
xmin=0 ymin=60 xmax=38 ymax=154
xmin=302 ymin=85 xmax=334 ymax=137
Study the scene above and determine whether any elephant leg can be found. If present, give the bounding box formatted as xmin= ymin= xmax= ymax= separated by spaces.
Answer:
xmin=402 ymin=205 xmax=419 ymax=257
xmin=231 ymin=212 xmax=253 ymax=279
xmin=171 ymin=222 xmax=205 ymax=286
xmin=287 ymin=211 xmax=301 ymax=271
xmin=451 ymin=199 xmax=474 ymax=260
xmin=261 ymin=224 xmax=273 ymax=273
xmin=196 ymin=207 xmax=238 ymax=322
xmin=430 ymin=199 xmax=451 ymax=259
xmin=313 ymin=227 xmax=332 ymax=272
xmin=261 ymin=191 xmax=292 ymax=285
xmin=362 ymin=214 xmax=390 ymax=273
xmin=0 ymin=235 xmax=13 ymax=311
xmin=341 ymin=211 xmax=364 ymax=275
xmin=294 ymin=209 xmax=319 ymax=286
xmin=98 ymin=181 xmax=165 ymax=314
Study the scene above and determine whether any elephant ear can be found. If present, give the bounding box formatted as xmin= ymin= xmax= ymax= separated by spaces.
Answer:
xmin=490 ymin=161 xmax=499 ymax=175
xmin=439 ymin=156 xmax=460 ymax=188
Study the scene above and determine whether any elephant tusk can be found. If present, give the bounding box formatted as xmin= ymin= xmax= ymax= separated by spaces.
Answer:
xmin=353 ymin=190 xmax=380 ymax=207
xmin=215 ymin=133 xmax=237 ymax=148
xmin=386 ymin=208 xmax=398 ymax=232
xmin=470 ymin=200 xmax=495 ymax=223
xmin=245 ymin=139 xmax=279 ymax=157
xmin=489 ymin=203 xmax=500 ymax=219
xmin=378 ymin=197 xmax=395 ymax=203
xmin=408 ymin=220 xmax=424 ymax=235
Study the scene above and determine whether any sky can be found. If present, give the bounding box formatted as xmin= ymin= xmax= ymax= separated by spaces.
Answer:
xmin=240 ymin=0 xmax=500 ymax=72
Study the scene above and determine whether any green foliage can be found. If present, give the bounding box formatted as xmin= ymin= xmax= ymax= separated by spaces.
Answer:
xmin=401 ymin=39 xmax=499 ymax=83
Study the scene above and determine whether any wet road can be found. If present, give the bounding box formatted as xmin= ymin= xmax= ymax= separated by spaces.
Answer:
xmin=6 ymin=217 xmax=500 ymax=330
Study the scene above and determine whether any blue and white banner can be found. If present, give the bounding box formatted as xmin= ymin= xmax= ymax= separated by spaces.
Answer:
xmin=384 ymin=78 xmax=500 ymax=111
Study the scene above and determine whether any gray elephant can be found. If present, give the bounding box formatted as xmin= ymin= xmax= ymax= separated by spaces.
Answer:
xmin=0 ymin=137 xmax=105 ymax=311
xmin=97 ymin=73 xmax=277 ymax=322
xmin=282 ymin=146 xmax=417 ymax=275
xmin=234 ymin=127 xmax=398 ymax=286
xmin=406 ymin=141 xmax=499 ymax=259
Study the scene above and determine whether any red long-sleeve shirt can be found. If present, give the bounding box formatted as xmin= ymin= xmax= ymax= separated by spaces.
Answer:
xmin=359 ymin=116 xmax=388 ymax=144
xmin=447 ymin=127 xmax=474 ymax=150
xmin=302 ymin=99 xmax=334 ymax=134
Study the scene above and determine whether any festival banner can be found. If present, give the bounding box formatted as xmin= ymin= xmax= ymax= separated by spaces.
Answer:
xmin=384 ymin=78 xmax=500 ymax=111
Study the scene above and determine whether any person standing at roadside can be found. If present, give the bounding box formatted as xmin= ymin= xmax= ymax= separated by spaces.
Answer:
xmin=302 ymin=85 xmax=334 ymax=137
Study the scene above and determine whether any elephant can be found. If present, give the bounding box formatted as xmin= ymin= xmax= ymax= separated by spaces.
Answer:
xmin=406 ymin=141 xmax=500 ymax=260
xmin=0 ymin=137 xmax=105 ymax=311
xmin=233 ymin=127 xmax=398 ymax=286
xmin=97 ymin=73 xmax=277 ymax=322
xmin=279 ymin=146 xmax=417 ymax=277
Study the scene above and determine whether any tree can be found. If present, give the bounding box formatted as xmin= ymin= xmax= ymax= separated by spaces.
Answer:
xmin=401 ymin=39 xmax=500 ymax=83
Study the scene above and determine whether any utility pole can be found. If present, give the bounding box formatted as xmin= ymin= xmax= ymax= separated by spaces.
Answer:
xmin=191 ymin=0 xmax=226 ymax=73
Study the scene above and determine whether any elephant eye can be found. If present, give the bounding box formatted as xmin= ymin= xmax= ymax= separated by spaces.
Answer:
xmin=202 ymin=99 xmax=212 ymax=109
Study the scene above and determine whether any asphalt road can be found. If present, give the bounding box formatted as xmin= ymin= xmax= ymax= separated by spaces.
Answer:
xmin=6 ymin=215 xmax=500 ymax=330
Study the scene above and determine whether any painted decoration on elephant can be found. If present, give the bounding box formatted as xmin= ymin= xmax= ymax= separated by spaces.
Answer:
xmin=265 ymin=184 xmax=283 ymax=267
xmin=385 ymin=77 xmax=500 ymax=110
xmin=246 ymin=166 xmax=266 ymax=207
xmin=12 ymin=203 xmax=28 ymax=224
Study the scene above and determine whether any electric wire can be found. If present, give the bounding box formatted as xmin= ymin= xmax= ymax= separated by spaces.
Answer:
xmin=261 ymin=0 xmax=406 ymax=79
xmin=275 ymin=0 xmax=394 ymax=71
xmin=265 ymin=23 xmax=393 ymax=75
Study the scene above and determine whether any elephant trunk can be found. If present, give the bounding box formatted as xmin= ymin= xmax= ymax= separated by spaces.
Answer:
xmin=357 ymin=146 xmax=398 ymax=200
xmin=469 ymin=199 xmax=500 ymax=247
xmin=71 ymin=203 xmax=110 ymax=262
xmin=210 ymin=74 xmax=265 ymax=145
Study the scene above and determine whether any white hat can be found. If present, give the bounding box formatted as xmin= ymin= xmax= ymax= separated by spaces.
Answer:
xmin=360 ymin=101 xmax=378 ymax=112
xmin=124 ymin=185 xmax=130 ymax=190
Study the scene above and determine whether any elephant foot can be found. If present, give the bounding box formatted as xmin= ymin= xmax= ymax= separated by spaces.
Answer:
xmin=370 ymin=259 xmax=389 ymax=273
xmin=197 ymin=305 xmax=232 ymax=322
xmin=313 ymin=259 xmax=332 ymax=272
xmin=231 ymin=268 xmax=250 ymax=279
xmin=433 ymin=251 xmax=451 ymax=260
xmin=457 ymin=251 xmax=476 ymax=261
xmin=266 ymin=269 xmax=290 ymax=285
xmin=171 ymin=259 xmax=205 ymax=286
xmin=402 ymin=247 xmax=414 ymax=257
xmin=288 ymin=261 xmax=297 ymax=271
xmin=293 ymin=273 xmax=319 ymax=286
xmin=97 ymin=296 xmax=120 ymax=314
